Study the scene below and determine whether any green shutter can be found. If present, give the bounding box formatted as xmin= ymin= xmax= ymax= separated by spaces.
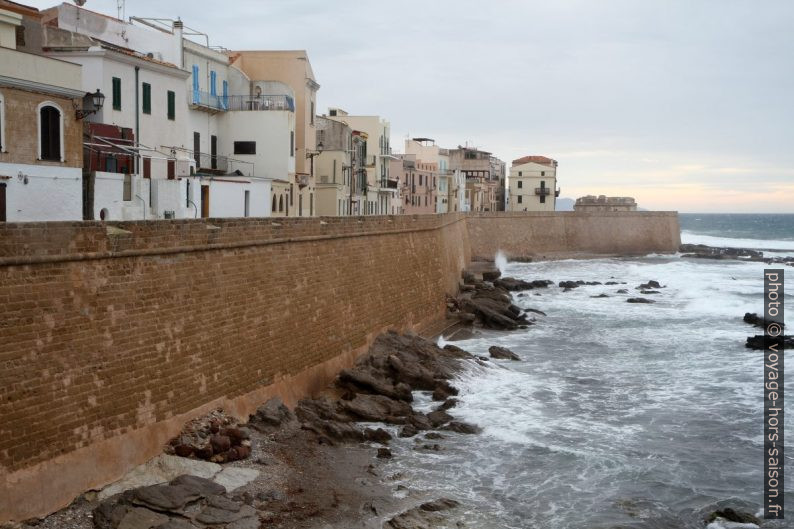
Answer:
xmin=142 ymin=83 xmax=151 ymax=114
xmin=112 ymin=77 xmax=121 ymax=110
xmin=167 ymin=91 xmax=175 ymax=120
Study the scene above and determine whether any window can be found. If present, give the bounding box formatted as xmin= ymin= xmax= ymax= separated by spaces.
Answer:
xmin=540 ymin=195 xmax=546 ymax=204
xmin=541 ymin=171 xmax=545 ymax=176
xmin=517 ymin=181 xmax=522 ymax=189
xmin=142 ymin=82 xmax=151 ymax=114
xmin=234 ymin=141 xmax=256 ymax=155
xmin=112 ymin=77 xmax=121 ymax=110
xmin=39 ymin=104 xmax=62 ymax=161
xmin=210 ymin=71 xmax=217 ymax=97
xmin=279 ymin=195 xmax=284 ymax=212
xmin=517 ymin=195 xmax=523 ymax=204
xmin=222 ymin=80 xmax=228 ymax=109
xmin=191 ymin=65 xmax=199 ymax=103
xmin=272 ymin=194 xmax=277 ymax=213
xmin=540 ymin=180 xmax=546 ymax=188
xmin=167 ymin=91 xmax=176 ymax=120
xmin=290 ymin=131 xmax=294 ymax=157
xmin=518 ymin=171 xmax=522 ymax=176
xmin=310 ymin=101 xmax=315 ymax=125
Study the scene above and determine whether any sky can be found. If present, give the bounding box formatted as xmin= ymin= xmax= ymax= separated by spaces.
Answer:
xmin=24 ymin=0 xmax=794 ymax=213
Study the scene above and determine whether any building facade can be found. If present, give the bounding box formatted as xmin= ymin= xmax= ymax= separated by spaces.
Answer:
xmin=448 ymin=146 xmax=501 ymax=212
xmin=0 ymin=4 xmax=84 ymax=222
xmin=507 ymin=155 xmax=559 ymax=212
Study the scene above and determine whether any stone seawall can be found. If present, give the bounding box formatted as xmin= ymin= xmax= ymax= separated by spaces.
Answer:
xmin=0 ymin=211 xmax=679 ymax=522
xmin=467 ymin=211 xmax=681 ymax=260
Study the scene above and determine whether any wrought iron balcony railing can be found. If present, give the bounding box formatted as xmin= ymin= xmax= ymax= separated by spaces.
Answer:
xmin=535 ymin=187 xmax=552 ymax=196
xmin=191 ymin=91 xmax=295 ymax=112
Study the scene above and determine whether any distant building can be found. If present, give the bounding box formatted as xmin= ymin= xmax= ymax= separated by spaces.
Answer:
xmin=0 ymin=3 xmax=85 ymax=221
xmin=448 ymin=146 xmax=502 ymax=212
xmin=391 ymin=154 xmax=436 ymax=215
xmin=314 ymin=116 xmax=367 ymax=216
xmin=574 ymin=195 xmax=637 ymax=212
xmin=508 ymin=155 xmax=559 ymax=212
xmin=404 ymin=138 xmax=450 ymax=213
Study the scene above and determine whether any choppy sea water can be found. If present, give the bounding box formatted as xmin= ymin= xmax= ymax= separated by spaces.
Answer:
xmin=385 ymin=218 xmax=793 ymax=529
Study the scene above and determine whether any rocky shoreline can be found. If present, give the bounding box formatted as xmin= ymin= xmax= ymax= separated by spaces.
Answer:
xmin=13 ymin=255 xmax=773 ymax=529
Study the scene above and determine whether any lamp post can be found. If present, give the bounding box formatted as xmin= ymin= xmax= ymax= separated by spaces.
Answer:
xmin=75 ymin=89 xmax=105 ymax=120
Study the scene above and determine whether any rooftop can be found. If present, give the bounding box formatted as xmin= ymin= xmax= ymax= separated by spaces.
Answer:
xmin=512 ymin=155 xmax=558 ymax=167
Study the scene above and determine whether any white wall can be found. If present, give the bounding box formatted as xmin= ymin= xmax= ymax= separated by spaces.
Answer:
xmin=1 ymin=162 xmax=81 ymax=221
xmin=220 ymin=110 xmax=295 ymax=179
xmin=206 ymin=178 xmax=270 ymax=218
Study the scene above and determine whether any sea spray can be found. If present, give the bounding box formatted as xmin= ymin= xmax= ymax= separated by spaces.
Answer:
xmin=495 ymin=250 xmax=508 ymax=275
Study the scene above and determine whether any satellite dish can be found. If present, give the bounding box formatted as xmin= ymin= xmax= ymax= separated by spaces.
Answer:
xmin=73 ymin=0 xmax=87 ymax=6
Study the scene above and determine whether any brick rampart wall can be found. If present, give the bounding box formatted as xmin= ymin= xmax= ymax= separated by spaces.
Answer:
xmin=0 ymin=211 xmax=679 ymax=522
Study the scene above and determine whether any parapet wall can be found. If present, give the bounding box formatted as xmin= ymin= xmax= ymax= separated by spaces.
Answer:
xmin=467 ymin=211 xmax=681 ymax=260
xmin=0 ymin=211 xmax=679 ymax=522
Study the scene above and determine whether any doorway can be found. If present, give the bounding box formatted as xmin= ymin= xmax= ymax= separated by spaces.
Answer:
xmin=201 ymin=185 xmax=210 ymax=218
xmin=210 ymin=135 xmax=217 ymax=170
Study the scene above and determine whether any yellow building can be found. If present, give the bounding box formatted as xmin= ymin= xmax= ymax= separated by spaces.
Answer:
xmin=508 ymin=155 xmax=559 ymax=212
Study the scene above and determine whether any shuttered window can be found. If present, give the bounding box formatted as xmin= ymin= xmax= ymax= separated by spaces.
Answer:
xmin=112 ymin=77 xmax=121 ymax=110
xmin=167 ymin=90 xmax=175 ymax=120
xmin=39 ymin=105 xmax=61 ymax=161
xmin=142 ymin=82 xmax=151 ymax=114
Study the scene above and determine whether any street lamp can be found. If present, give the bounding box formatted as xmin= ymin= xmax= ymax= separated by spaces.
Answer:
xmin=75 ymin=89 xmax=106 ymax=120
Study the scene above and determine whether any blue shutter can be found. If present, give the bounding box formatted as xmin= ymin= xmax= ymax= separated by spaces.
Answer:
xmin=192 ymin=65 xmax=199 ymax=104
xmin=210 ymin=71 xmax=217 ymax=97
xmin=222 ymin=80 xmax=228 ymax=110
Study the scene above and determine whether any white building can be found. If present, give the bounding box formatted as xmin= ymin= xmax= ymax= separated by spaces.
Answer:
xmin=507 ymin=155 xmax=559 ymax=212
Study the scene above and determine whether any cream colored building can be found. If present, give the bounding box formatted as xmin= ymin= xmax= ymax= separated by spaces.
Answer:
xmin=325 ymin=108 xmax=397 ymax=215
xmin=229 ymin=50 xmax=319 ymax=216
xmin=508 ymin=155 xmax=559 ymax=212
xmin=405 ymin=138 xmax=452 ymax=213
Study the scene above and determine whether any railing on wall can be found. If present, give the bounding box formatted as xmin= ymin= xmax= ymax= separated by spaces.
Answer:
xmin=191 ymin=92 xmax=295 ymax=113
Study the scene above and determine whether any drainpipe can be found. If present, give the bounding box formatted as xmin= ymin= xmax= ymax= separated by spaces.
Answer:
xmin=134 ymin=65 xmax=140 ymax=176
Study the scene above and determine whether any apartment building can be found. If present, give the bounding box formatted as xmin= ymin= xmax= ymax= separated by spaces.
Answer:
xmin=404 ymin=137 xmax=452 ymax=213
xmin=508 ymin=155 xmax=559 ymax=212
xmin=0 ymin=3 xmax=84 ymax=221
xmin=448 ymin=146 xmax=501 ymax=212
xmin=390 ymin=154 xmax=436 ymax=215
xmin=314 ymin=116 xmax=369 ymax=216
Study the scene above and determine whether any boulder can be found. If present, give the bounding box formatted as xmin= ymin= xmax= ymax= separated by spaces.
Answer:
xmin=706 ymin=508 xmax=761 ymax=525
xmin=745 ymin=335 xmax=794 ymax=350
xmin=131 ymin=483 xmax=200 ymax=511
xmin=488 ymin=346 xmax=520 ymax=360
xmin=338 ymin=366 xmax=413 ymax=401
xmin=558 ymin=281 xmax=579 ymax=289
xmin=639 ymin=290 xmax=660 ymax=295
xmin=249 ymin=397 xmax=294 ymax=432
xmin=426 ymin=410 xmax=453 ymax=428
xmin=744 ymin=312 xmax=785 ymax=328
xmin=399 ymin=424 xmax=418 ymax=438
xmin=339 ymin=394 xmax=413 ymax=423
xmin=637 ymin=280 xmax=663 ymax=289
xmin=616 ymin=289 xmax=628 ymax=294
xmin=443 ymin=421 xmax=481 ymax=434
xmin=377 ymin=447 xmax=393 ymax=459
xmin=626 ymin=298 xmax=655 ymax=304
xmin=364 ymin=427 xmax=393 ymax=444
xmin=481 ymin=269 xmax=501 ymax=282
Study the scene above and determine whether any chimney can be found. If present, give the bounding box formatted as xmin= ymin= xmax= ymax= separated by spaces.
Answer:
xmin=173 ymin=18 xmax=184 ymax=68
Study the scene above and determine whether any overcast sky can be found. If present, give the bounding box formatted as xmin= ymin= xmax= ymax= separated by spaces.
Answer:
xmin=26 ymin=0 xmax=794 ymax=212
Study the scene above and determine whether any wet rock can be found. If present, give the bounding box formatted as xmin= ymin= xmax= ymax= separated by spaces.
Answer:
xmin=364 ymin=427 xmax=393 ymax=444
xmin=590 ymin=294 xmax=609 ymax=298
xmin=421 ymin=498 xmax=461 ymax=512
xmin=338 ymin=366 xmax=413 ymax=402
xmin=443 ymin=421 xmax=482 ymax=434
xmin=408 ymin=412 xmax=433 ymax=431
xmin=377 ymin=447 xmax=393 ymax=459
xmin=488 ymin=346 xmax=520 ymax=360
xmin=481 ymin=269 xmax=501 ymax=282
xmin=494 ymin=277 xmax=552 ymax=291
xmin=637 ymin=280 xmax=663 ymax=289
xmin=745 ymin=335 xmax=794 ymax=350
xmin=706 ymin=508 xmax=761 ymax=525
xmin=424 ymin=432 xmax=446 ymax=440
xmin=426 ymin=410 xmax=453 ymax=427
xmin=605 ymin=281 xmax=619 ymax=285
xmin=626 ymin=298 xmax=655 ymax=304
xmin=385 ymin=497 xmax=461 ymax=529
xmin=616 ymin=289 xmax=628 ymax=294
xmin=340 ymin=393 xmax=412 ymax=423
xmin=744 ymin=312 xmax=784 ymax=328
xmin=437 ymin=398 xmax=458 ymax=411
xmin=558 ymin=281 xmax=579 ymax=289
xmin=399 ymin=424 xmax=418 ymax=438
xmin=639 ymin=290 xmax=660 ymax=295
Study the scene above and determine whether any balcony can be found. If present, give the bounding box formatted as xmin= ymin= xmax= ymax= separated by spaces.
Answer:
xmin=296 ymin=173 xmax=310 ymax=189
xmin=381 ymin=178 xmax=399 ymax=190
xmin=191 ymin=92 xmax=295 ymax=113
xmin=535 ymin=187 xmax=552 ymax=196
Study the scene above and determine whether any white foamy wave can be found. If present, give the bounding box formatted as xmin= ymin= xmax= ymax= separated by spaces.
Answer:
xmin=681 ymin=231 xmax=794 ymax=253
xmin=495 ymin=250 xmax=508 ymax=275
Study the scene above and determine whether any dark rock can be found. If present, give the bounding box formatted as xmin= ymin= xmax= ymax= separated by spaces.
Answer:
xmin=221 ymin=427 xmax=250 ymax=443
xmin=408 ymin=412 xmax=433 ymax=431
xmin=424 ymin=432 xmax=445 ymax=440
xmin=256 ymin=489 xmax=286 ymax=503
xmin=173 ymin=444 xmax=194 ymax=458
xmin=209 ymin=434 xmax=231 ymax=454
xmin=132 ymin=483 xmax=201 ymax=511
xmin=616 ymin=289 xmax=628 ymax=294
xmin=421 ymin=498 xmax=461 ymax=512
xmin=558 ymin=281 xmax=579 ymax=289
xmin=399 ymin=424 xmax=418 ymax=438
xmin=745 ymin=335 xmax=794 ymax=349
xmin=338 ymin=366 xmax=413 ymax=401
xmin=340 ymin=393 xmax=413 ymax=423
xmin=590 ymin=294 xmax=609 ymax=298
xmin=193 ymin=444 xmax=213 ymax=460
xmin=706 ymin=508 xmax=761 ymax=525
xmin=637 ymin=280 xmax=663 ymax=289
xmin=443 ymin=421 xmax=482 ymax=434
xmin=249 ymin=397 xmax=295 ymax=432
xmin=195 ymin=504 xmax=256 ymax=525
xmin=493 ymin=277 xmax=551 ymax=291
xmin=744 ymin=312 xmax=785 ymax=328
xmin=627 ymin=298 xmax=655 ymax=304
xmin=364 ymin=427 xmax=393 ymax=444
xmin=170 ymin=475 xmax=226 ymax=497
xmin=523 ymin=308 xmax=547 ymax=316
xmin=377 ymin=448 xmax=393 ymax=459
xmin=206 ymin=494 xmax=242 ymax=512
xmin=92 ymin=502 xmax=130 ymax=529
xmin=640 ymin=290 xmax=660 ymax=295
xmin=605 ymin=281 xmax=619 ymax=285
xmin=481 ymin=269 xmax=501 ymax=282
xmin=437 ymin=398 xmax=458 ymax=411
xmin=488 ymin=346 xmax=520 ymax=360
xmin=426 ymin=410 xmax=453 ymax=427
xmin=457 ymin=312 xmax=476 ymax=324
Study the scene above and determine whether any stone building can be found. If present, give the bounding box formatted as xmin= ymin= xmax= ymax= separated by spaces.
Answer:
xmin=448 ymin=146 xmax=501 ymax=212
xmin=314 ymin=116 xmax=368 ymax=216
xmin=391 ymin=154 xmax=436 ymax=215
xmin=508 ymin=155 xmax=559 ymax=212
xmin=0 ymin=3 xmax=85 ymax=221
xmin=574 ymin=195 xmax=637 ymax=212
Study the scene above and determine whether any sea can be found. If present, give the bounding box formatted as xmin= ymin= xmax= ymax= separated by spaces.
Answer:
xmin=389 ymin=214 xmax=794 ymax=529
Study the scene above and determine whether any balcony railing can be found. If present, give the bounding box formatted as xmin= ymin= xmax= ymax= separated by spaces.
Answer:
xmin=535 ymin=187 xmax=552 ymax=196
xmin=381 ymin=178 xmax=399 ymax=189
xmin=191 ymin=91 xmax=295 ymax=112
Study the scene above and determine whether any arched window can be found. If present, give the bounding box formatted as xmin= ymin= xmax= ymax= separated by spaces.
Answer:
xmin=272 ymin=194 xmax=277 ymax=213
xmin=38 ymin=103 xmax=63 ymax=162
xmin=279 ymin=195 xmax=284 ymax=212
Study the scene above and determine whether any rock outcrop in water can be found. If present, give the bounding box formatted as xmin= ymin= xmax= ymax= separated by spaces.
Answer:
xmin=743 ymin=312 xmax=785 ymax=329
xmin=706 ymin=508 xmax=761 ymax=525
xmin=680 ymin=243 xmax=794 ymax=266
xmin=745 ymin=335 xmax=793 ymax=349
xmin=488 ymin=345 xmax=520 ymax=360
